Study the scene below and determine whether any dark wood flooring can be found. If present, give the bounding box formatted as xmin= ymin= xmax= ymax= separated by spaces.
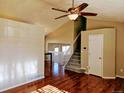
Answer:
xmin=2 ymin=61 xmax=124 ymax=93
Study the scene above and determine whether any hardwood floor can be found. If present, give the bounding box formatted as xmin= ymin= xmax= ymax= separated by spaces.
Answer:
xmin=2 ymin=61 xmax=124 ymax=93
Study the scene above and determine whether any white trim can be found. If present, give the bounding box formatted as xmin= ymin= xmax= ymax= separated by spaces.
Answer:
xmin=102 ymin=77 xmax=116 ymax=79
xmin=80 ymin=68 xmax=88 ymax=74
xmin=116 ymin=75 xmax=124 ymax=79
xmin=81 ymin=67 xmax=86 ymax=70
xmin=84 ymin=71 xmax=89 ymax=74
xmin=0 ymin=76 xmax=44 ymax=92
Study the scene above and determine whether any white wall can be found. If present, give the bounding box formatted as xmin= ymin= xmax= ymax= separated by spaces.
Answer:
xmin=46 ymin=21 xmax=74 ymax=52
xmin=0 ymin=18 xmax=44 ymax=92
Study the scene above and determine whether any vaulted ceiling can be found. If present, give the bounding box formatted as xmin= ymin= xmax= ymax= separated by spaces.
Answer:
xmin=0 ymin=0 xmax=124 ymax=34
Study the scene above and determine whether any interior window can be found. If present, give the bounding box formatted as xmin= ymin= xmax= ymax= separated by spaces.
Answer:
xmin=62 ymin=45 xmax=70 ymax=55
xmin=54 ymin=47 xmax=59 ymax=52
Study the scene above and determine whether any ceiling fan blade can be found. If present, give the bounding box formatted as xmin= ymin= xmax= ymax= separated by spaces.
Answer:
xmin=52 ymin=8 xmax=68 ymax=13
xmin=54 ymin=14 xmax=69 ymax=20
xmin=80 ymin=12 xmax=97 ymax=16
xmin=76 ymin=3 xmax=88 ymax=11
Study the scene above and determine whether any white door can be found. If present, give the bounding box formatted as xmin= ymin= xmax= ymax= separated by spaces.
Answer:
xmin=88 ymin=34 xmax=104 ymax=77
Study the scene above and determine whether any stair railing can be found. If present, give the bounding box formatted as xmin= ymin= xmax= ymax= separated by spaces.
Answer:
xmin=63 ymin=32 xmax=81 ymax=68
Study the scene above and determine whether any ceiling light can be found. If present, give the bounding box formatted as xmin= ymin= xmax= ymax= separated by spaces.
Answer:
xmin=68 ymin=14 xmax=78 ymax=20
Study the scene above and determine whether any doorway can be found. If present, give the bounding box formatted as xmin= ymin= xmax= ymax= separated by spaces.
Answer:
xmin=48 ymin=43 xmax=70 ymax=64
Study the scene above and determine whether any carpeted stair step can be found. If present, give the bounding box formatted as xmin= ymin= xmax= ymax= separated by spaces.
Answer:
xmin=68 ymin=62 xmax=80 ymax=67
xmin=75 ymin=50 xmax=80 ymax=52
xmin=65 ymin=65 xmax=84 ymax=73
xmin=71 ymin=55 xmax=80 ymax=59
xmin=70 ymin=58 xmax=80 ymax=62
xmin=73 ymin=52 xmax=80 ymax=56
xmin=74 ymin=52 xmax=80 ymax=54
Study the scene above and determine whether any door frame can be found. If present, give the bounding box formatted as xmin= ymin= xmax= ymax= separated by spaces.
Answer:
xmin=88 ymin=34 xmax=104 ymax=77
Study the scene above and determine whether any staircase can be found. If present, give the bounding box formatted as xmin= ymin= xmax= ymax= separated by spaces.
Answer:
xmin=64 ymin=16 xmax=86 ymax=73
xmin=65 ymin=34 xmax=84 ymax=73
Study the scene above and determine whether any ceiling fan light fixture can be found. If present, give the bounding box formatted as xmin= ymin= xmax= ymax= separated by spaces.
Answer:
xmin=68 ymin=14 xmax=78 ymax=20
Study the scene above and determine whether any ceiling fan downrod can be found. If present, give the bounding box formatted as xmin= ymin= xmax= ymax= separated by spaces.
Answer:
xmin=72 ymin=0 xmax=74 ymax=8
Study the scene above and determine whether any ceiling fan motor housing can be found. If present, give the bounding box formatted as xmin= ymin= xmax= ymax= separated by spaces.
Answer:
xmin=68 ymin=8 xmax=80 ymax=14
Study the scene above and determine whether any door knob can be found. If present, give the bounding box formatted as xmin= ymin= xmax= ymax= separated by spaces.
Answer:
xmin=99 ymin=57 xmax=102 ymax=59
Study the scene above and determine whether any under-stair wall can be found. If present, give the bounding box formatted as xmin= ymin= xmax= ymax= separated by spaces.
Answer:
xmin=74 ymin=16 xmax=87 ymax=51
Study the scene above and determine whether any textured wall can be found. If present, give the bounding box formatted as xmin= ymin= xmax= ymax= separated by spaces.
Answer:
xmin=0 ymin=18 xmax=44 ymax=92
xmin=87 ymin=19 xmax=124 ymax=77
xmin=81 ymin=28 xmax=116 ymax=78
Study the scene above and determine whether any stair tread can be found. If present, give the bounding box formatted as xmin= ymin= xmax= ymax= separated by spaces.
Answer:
xmin=68 ymin=64 xmax=80 ymax=67
xmin=69 ymin=61 xmax=80 ymax=64
xmin=71 ymin=59 xmax=80 ymax=61
xmin=72 ymin=56 xmax=80 ymax=58
xmin=65 ymin=67 xmax=84 ymax=73
xmin=75 ymin=51 xmax=80 ymax=52
xmin=66 ymin=65 xmax=81 ymax=68
xmin=74 ymin=52 xmax=80 ymax=54
xmin=72 ymin=55 xmax=80 ymax=57
xmin=69 ymin=62 xmax=80 ymax=65
xmin=69 ymin=62 xmax=80 ymax=64
xmin=72 ymin=58 xmax=80 ymax=60
xmin=73 ymin=53 xmax=80 ymax=56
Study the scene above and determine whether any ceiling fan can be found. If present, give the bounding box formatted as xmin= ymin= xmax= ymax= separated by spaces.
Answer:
xmin=52 ymin=0 xmax=97 ymax=20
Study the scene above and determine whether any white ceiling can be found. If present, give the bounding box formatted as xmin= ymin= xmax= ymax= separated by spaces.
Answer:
xmin=0 ymin=0 xmax=124 ymax=34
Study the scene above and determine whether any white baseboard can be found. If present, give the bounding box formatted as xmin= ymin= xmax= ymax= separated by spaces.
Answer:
xmin=116 ymin=75 xmax=124 ymax=79
xmin=84 ymin=71 xmax=89 ymax=74
xmin=102 ymin=77 xmax=116 ymax=79
xmin=81 ymin=67 xmax=86 ymax=70
xmin=81 ymin=68 xmax=88 ymax=74
xmin=0 ymin=76 xmax=44 ymax=92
